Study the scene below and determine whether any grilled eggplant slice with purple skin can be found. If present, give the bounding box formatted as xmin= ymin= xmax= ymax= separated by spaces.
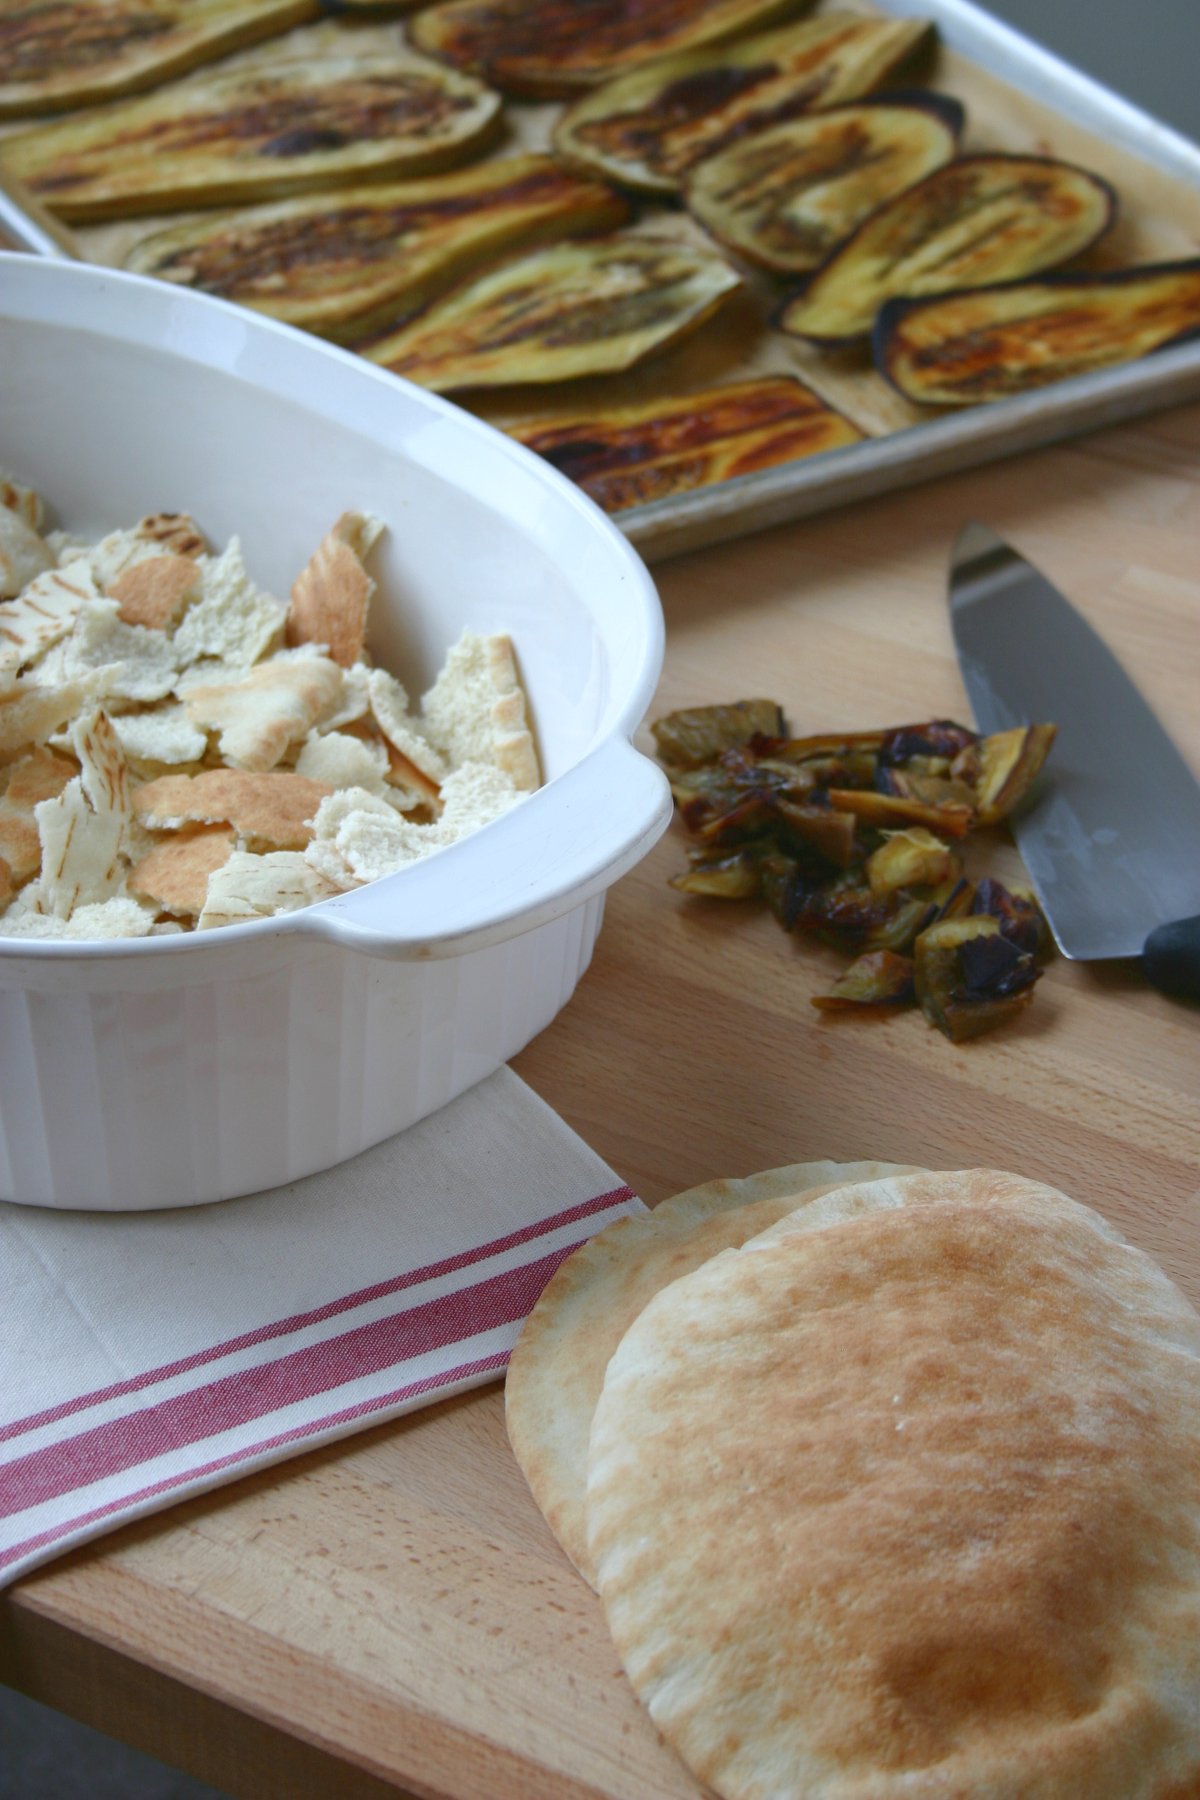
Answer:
xmin=124 ymin=155 xmax=630 ymax=339
xmin=507 ymin=376 xmax=863 ymax=513
xmin=0 ymin=51 xmax=502 ymax=220
xmin=360 ymin=230 xmax=742 ymax=392
xmin=874 ymin=258 xmax=1200 ymax=405
xmin=683 ymin=95 xmax=962 ymax=277
xmin=553 ymin=13 xmax=932 ymax=196
xmin=409 ymin=0 xmax=810 ymax=99
xmin=778 ymin=154 xmax=1116 ymax=346
xmin=0 ymin=0 xmax=321 ymax=119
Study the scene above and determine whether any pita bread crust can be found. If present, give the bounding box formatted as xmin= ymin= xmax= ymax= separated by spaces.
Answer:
xmin=136 ymin=767 xmax=332 ymax=848
xmin=588 ymin=1169 xmax=1200 ymax=1800
xmin=0 ymin=672 xmax=107 ymax=754
xmin=421 ymin=630 xmax=539 ymax=791
xmin=506 ymin=1159 xmax=918 ymax=1584
xmin=106 ymin=552 xmax=201 ymax=630
xmin=286 ymin=510 xmax=383 ymax=668
xmin=183 ymin=653 xmax=343 ymax=771
xmin=197 ymin=849 xmax=340 ymax=930
xmin=0 ymin=560 xmax=98 ymax=679
xmin=0 ymin=746 xmax=77 ymax=882
xmin=172 ymin=537 xmax=285 ymax=670
xmin=0 ymin=472 xmax=44 ymax=533
xmin=130 ymin=825 xmax=236 ymax=917
xmin=368 ymin=667 xmax=446 ymax=793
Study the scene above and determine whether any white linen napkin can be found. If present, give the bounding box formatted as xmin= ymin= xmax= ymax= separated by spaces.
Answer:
xmin=0 ymin=1067 xmax=643 ymax=1588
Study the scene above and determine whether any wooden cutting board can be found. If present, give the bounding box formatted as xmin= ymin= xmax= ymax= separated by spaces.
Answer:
xmin=2 ymin=402 xmax=1198 ymax=1800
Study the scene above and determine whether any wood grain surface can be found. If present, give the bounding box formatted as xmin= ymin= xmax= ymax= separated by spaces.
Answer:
xmin=2 ymin=405 xmax=1199 ymax=1800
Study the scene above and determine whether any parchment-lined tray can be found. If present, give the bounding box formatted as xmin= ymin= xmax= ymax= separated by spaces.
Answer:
xmin=3 ymin=0 xmax=1198 ymax=561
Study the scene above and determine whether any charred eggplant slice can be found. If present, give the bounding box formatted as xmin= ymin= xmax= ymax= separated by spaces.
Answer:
xmin=409 ymin=0 xmax=808 ymax=99
xmin=778 ymin=155 xmax=1116 ymax=345
xmin=914 ymin=916 xmax=1040 ymax=1041
xmin=551 ymin=13 xmax=932 ymax=195
xmin=1 ymin=51 xmax=503 ymax=219
xmin=874 ymin=259 xmax=1200 ymax=404
xmin=358 ymin=229 xmax=741 ymax=391
xmin=652 ymin=700 xmax=785 ymax=768
xmin=123 ymin=155 xmax=629 ymax=339
xmin=812 ymin=949 xmax=915 ymax=1010
xmin=507 ymin=377 xmax=863 ymax=513
xmin=0 ymin=0 xmax=319 ymax=119
xmin=683 ymin=96 xmax=962 ymax=276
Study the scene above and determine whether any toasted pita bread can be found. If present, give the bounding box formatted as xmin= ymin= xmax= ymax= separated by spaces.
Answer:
xmin=588 ymin=1169 xmax=1200 ymax=1800
xmin=183 ymin=653 xmax=343 ymax=771
xmin=197 ymin=849 xmax=339 ymax=930
xmin=286 ymin=511 xmax=383 ymax=668
xmin=135 ymin=768 xmax=332 ymax=848
xmin=0 ymin=559 xmax=97 ymax=678
xmin=0 ymin=746 xmax=76 ymax=883
xmin=506 ymin=1160 xmax=918 ymax=1584
xmin=106 ymin=552 xmax=201 ymax=630
xmin=129 ymin=824 xmax=236 ymax=918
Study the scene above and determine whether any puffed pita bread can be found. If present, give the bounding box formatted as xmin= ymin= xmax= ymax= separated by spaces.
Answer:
xmin=588 ymin=1169 xmax=1200 ymax=1800
xmin=286 ymin=511 xmax=383 ymax=668
xmin=130 ymin=825 xmax=236 ymax=918
xmin=135 ymin=768 xmax=332 ymax=848
xmin=506 ymin=1159 xmax=918 ymax=1584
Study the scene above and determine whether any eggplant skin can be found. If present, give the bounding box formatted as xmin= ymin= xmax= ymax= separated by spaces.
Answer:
xmin=409 ymin=0 xmax=807 ymax=98
xmin=360 ymin=230 xmax=742 ymax=391
xmin=683 ymin=97 xmax=962 ymax=277
xmin=0 ymin=53 xmax=502 ymax=220
xmin=122 ymin=156 xmax=629 ymax=338
xmin=874 ymin=259 xmax=1200 ymax=405
xmin=778 ymin=154 xmax=1117 ymax=345
xmin=508 ymin=376 xmax=863 ymax=512
xmin=0 ymin=0 xmax=319 ymax=119
xmin=552 ymin=14 xmax=931 ymax=195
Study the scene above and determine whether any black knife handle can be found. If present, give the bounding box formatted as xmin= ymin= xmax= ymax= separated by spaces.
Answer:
xmin=1143 ymin=915 xmax=1200 ymax=1005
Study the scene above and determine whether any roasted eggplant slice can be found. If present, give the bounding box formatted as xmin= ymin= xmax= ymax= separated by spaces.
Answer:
xmin=812 ymin=948 xmax=915 ymax=1009
xmin=123 ymin=155 xmax=628 ymax=338
xmin=1 ymin=50 xmax=502 ymax=219
xmin=874 ymin=259 xmax=1200 ymax=405
xmin=683 ymin=97 xmax=961 ymax=275
xmin=507 ymin=376 xmax=862 ymax=512
xmin=652 ymin=700 xmax=785 ymax=767
xmin=553 ymin=13 xmax=931 ymax=195
xmin=409 ymin=0 xmax=808 ymax=99
xmin=0 ymin=0 xmax=319 ymax=119
xmin=914 ymin=915 xmax=1040 ymax=1041
xmin=359 ymin=230 xmax=741 ymax=391
xmin=778 ymin=155 xmax=1116 ymax=345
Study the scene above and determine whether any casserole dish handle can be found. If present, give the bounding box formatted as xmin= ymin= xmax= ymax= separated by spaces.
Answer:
xmin=292 ymin=736 xmax=672 ymax=961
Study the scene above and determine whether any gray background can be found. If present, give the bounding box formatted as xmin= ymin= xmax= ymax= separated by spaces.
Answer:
xmin=2 ymin=2 xmax=1197 ymax=1796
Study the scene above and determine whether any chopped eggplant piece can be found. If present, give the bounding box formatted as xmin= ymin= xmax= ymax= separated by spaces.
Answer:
xmin=683 ymin=98 xmax=961 ymax=276
xmin=827 ymin=786 xmax=975 ymax=837
xmin=971 ymin=724 xmax=1057 ymax=824
xmin=914 ymin=915 xmax=1039 ymax=1041
xmin=411 ymin=0 xmax=810 ymax=100
xmin=866 ymin=827 xmax=959 ymax=895
xmin=774 ymin=798 xmax=859 ymax=868
xmin=879 ymin=720 xmax=979 ymax=765
xmin=812 ymin=949 xmax=914 ymax=1010
xmin=777 ymin=155 xmax=1115 ymax=345
xmin=759 ymin=848 xmax=807 ymax=929
xmin=551 ymin=13 xmax=931 ymax=193
xmin=360 ymin=229 xmax=741 ymax=391
xmin=652 ymin=699 xmax=786 ymax=767
xmin=670 ymin=850 xmax=762 ymax=897
xmin=874 ymin=260 xmax=1200 ymax=406
xmin=971 ymin=877 xmax=1053 ymax=960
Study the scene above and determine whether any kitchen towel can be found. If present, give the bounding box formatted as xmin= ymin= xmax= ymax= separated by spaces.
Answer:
xmin=0 ymin=1067 xmax=643 ymax=1587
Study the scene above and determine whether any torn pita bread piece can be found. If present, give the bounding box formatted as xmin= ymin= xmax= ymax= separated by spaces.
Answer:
xmin=106 ymin=552 xmax=202 ymax=630
xmin=183 ymin=652 xmax=344 ymax=772
xmin=171 ymin=537 xmax=285 ymax=669
xmin=0 ymin=504 xmax=55 ymax=601
xmin=367 ymin=667 xmax=446 ymax=798
xmin=34 ymin=709 xmax=133 ymax=919
xmin=286 ymin=511 xmax=384 ymax=669
xmin=422 ymin=631 xmax=539 ymax=791
xmin=136 ymin=768 xmax=333 ymax=849
xmin=0 ymin=471 xmax=45 ymax=533
xmin=0 ymin=746 xmax=79 ymax=883
xmin=130 ymin=824 xmax=236 ymax=919
xmin=315 ymin=658 xmax=372 ymax=733
xmin=304 ymin=761 xmax=519 ymax=888
xmin=0 ymin=894 xmax=157 ymax=940
xmin=294 ymin=728 xmax=392 ymax=797
xmin=0 ymin=857 xmax=12 ymax=909
xmin=506 ymin=1159 xmax=921 ymax=1585
xmin=0 ymin=560 xmax=99 ymax=682
xmin=84 ymin=513 xmax=208 ymax=590
xmin=110 ymin=703 xmax=208 ymax=770
xmin=197 ymin=850 xmax=340 ymax=931
xmin=0 ymin=672 xmax=106 ymax=755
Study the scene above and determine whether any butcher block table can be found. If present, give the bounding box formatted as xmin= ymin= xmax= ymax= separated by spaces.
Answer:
xmin=2 ymin=403 xmax=1198 ymax=1800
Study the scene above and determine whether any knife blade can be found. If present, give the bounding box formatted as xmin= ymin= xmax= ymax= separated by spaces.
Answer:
xmin=948 ymin=523 xmax=1200 ymax=1003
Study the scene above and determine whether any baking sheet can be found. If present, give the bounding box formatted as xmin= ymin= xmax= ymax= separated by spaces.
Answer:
xmin=2 ymin=0 xmax=1199 ymax=561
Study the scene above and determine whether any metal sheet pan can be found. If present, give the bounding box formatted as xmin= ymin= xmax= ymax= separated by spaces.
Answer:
xmin=2 ymin=0 xmax=1197 ymax=562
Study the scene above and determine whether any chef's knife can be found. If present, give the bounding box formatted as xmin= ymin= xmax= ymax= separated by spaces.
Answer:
xmin=949 ymin=523 xmax=1200 ymax=1003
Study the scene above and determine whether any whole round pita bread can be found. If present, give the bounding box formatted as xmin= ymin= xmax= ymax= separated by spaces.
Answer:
xmin=587 ymin=1169 xmax=1200 ymax=1800
xmin=505 ymin=1160 xmax=919 ymax=1585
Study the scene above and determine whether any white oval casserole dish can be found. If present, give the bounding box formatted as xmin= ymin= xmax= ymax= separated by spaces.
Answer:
xmin=0 ymin=255 xmax=671 ymax=1211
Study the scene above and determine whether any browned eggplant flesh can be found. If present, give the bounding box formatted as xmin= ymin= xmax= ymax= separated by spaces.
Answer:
xmin=874 ymin=259 xmax=1200 ymax=405
xmin=653 ymin=701 xmax=1055 ymax=1040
